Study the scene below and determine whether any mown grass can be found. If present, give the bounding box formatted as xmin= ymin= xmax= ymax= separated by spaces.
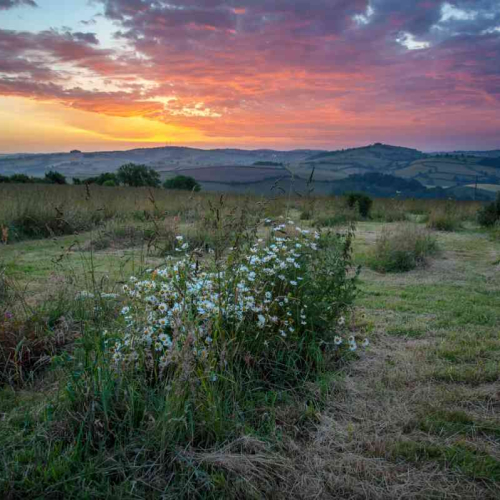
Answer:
xmin=391 ymin=440 xmax=500 ymax=482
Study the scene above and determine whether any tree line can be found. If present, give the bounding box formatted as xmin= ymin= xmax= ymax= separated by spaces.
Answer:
xmin=0 ymin=163 xmax=201 ymax=191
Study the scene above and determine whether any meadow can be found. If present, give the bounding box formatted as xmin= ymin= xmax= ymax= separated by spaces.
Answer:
xmin=1 ymin=184 xmax=499 ymax=499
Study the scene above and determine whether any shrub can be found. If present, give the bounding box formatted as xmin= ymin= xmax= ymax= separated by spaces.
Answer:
xmin=345 ymin=192 xmax=373 ymax=218
xmin=44 ymin=171 xmax=67 ymax=185
xmin=83 ymin=172 xmax=119 ymax=186
xmin=477 ymin=193 xmax=500 ymax=228
xmin=368 ymin=223 xmax=439 ymax=273
xmin=67 ymin=219 xmax=363 ymax=448
xmin=117 ymin=163 xmax=160 ymax=187
xmin=163 ymin=175 xmax=201 ymax=192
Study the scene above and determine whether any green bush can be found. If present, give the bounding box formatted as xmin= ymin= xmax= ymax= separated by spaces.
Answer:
xmin=345 ymin=192 xmax=373 ymax=218
xmin=477 ymin=193 xmax=500 ymax=228
xmin=368 ymin=223 xmax=439 ymax=273
xmin=163 ymin=175 xmax=201 ymax=191
xmin=117 ymin=163 xmax=160 ymax=188
xmin=44 ymin=171 xmax=67 ymax=185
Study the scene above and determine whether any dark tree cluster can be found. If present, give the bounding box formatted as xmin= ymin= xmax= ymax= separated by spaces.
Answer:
xmin=163 ymin=175 xmax=201 ymax=191
xmin=0 ymin=170 xmax=67 ymax=184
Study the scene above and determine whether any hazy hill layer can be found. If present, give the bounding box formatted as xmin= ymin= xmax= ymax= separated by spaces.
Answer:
xmin=1 ymin=143 xmax=499 ymax=198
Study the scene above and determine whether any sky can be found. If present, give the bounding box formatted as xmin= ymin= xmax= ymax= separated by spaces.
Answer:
xmin=0 ymin=0 xmax=499 ymax=153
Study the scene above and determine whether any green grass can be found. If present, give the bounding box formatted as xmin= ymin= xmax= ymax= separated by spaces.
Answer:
xmin=391 ymin=440 xmax=500 ymax=482
xmin=413 ymin=409 xmax=500 ymax=439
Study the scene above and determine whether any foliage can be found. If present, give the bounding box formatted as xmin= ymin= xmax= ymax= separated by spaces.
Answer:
xmin=368 ymin=223 xmax=439 ymax=272
xmin=65 ymin=219 xmax=361 ymax=455
xmin=345 ymin=192 xmax=373 ymax=218
xmin=427 ymin=203 xmax=462 ymax=231
xmin=331 ymin=173 xmax=451 ymax=200
xmin=9 ymin=174 xmax=33 ymax=183
xmin=80 ymin=172 xmax=119 ymax=186
xmin=477 ymin=192 xmax=500 ymax=227
xmin=0 ymin=172 xmax=67 ymax=185
xmin=117 ymin=163 xmax=160 ymax=188
xmin=44 ymin=170 xmax=67 ymax=185
xmin=163 ymin=174 xmax=201 ymax=191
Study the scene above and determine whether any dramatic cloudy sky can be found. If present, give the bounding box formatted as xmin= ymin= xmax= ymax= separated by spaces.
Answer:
xmin=0 ymin=0 xmax=499 ymax=152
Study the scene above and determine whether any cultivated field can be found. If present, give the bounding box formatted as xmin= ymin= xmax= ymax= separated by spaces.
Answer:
xmin=1 ymin=185 xmax=499 ymax=499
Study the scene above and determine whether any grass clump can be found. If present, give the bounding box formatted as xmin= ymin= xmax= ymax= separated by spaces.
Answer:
xmin=427 ymin=202 xmax=463 ymax=231
xmin=0 ymin=311 xmax=70 ymax=386
xmin=367 ymin=223 xmax=439 ymax=273
xmin=477 ymin=192 xmax=500 ymax=228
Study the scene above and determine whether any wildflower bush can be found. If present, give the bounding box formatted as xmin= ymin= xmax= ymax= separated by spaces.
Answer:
xmin=111 ymin=220 xmax=360 ymax=382
xmin=65 ymin=218 xmax=362 ymax=450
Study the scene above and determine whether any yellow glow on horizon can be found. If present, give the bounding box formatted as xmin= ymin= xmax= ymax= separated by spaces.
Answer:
xmin=0 ymin=96 xmax=208 ymax=153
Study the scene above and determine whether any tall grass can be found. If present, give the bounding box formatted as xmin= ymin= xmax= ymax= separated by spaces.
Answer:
xmin=368 ymin=223 xmax=439 ymax=273
xmin=0 ymin=184 xmax=281 ymax=242
xmin=0 ymin=185 xmax=484 ymax=244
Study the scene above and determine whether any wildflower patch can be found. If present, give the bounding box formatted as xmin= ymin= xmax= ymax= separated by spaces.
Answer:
xmin=107 ymin=219 xmax=363 ymax=385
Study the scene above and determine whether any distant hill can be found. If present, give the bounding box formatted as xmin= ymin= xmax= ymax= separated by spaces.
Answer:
xmin=448 ymin=150 xmax=500 ymax=159
xmin=1 ymin=143 xmax=499 ymax=199
xmin=0 ymin=146 xmax=322 ymax=179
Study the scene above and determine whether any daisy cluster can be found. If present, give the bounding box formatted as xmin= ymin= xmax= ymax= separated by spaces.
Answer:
xmin=108 ymin=219 xmax=366 ymax=374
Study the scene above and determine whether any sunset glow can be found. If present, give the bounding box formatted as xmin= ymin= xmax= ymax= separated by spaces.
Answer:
xmin=1 ymin=0 xmax=499 ymax=152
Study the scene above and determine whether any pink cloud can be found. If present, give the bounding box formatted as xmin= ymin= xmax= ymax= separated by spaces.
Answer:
xmin=0 ymin=0 xmax=499 ymax=149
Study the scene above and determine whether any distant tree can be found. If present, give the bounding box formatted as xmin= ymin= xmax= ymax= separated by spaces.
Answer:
xmin=84 ymin=172 xmax=119 ymax=186
xmin=0 ymin=175 xmax=10 ymax=183
xmin=10 ymin=174 xmax=32 ymax=183
xmin=72 ymin=177 xmax=82 ymax=185
xmin=117 ymin=163 xmax=160 ymax=187
xmin=44 ymin=170 xmax=67 ymax=184
xmin=70 ymin=150 xmax=82 ymax=154
xmin=102 ymin=179 xmax=117 ymax=187
xmin=163 ymin=175 xmax=201 ymax=192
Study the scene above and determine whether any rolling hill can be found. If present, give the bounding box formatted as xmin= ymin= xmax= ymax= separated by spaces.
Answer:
xmin=1 ymin=143 xmax=499 ymax=199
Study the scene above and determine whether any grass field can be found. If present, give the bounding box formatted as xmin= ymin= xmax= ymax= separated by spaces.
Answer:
xmin=1 ymin=186 xmax=498 ymax=498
